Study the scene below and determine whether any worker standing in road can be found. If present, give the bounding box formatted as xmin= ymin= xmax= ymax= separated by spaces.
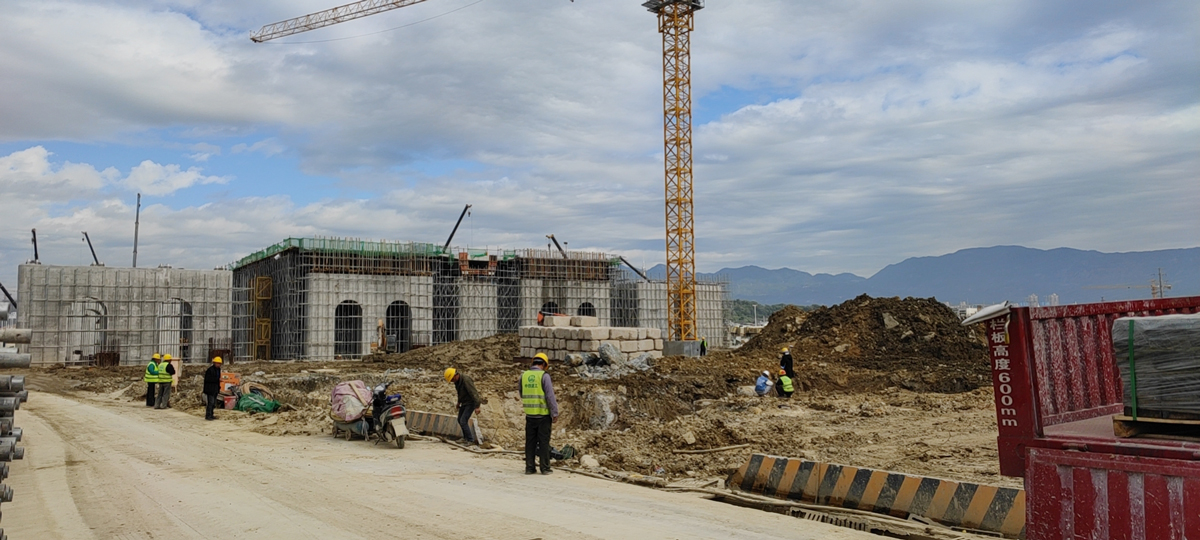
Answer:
xmin=520 ymin=353 xmax=559 ymax=475
xmin=755 ymin=370 xmax=774 ymax=396
xmin=144 ymin=353 xmax=161 ymax=407
xmin=776 ymin=369 xmax=795 ymax=398
xmin=154 ymin=354 xmax=176 ymax=409
xmin=445 ymin=367 xmax=484 ymax=446
xmin=779 ymin=347 xmax=795 ymax=378
xmin=203 ymin=357 xmax=222 ymax=420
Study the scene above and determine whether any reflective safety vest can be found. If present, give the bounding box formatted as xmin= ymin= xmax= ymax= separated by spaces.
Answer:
xmin=154 ymin=362 xmax=173 ymax=384
xmin=144 ymin=362 xmax=157 ymax=383
xmin=780 ymin=375 xmax=794 ymax=393
xmin=520 ymin=370 xmax=549 ymax=416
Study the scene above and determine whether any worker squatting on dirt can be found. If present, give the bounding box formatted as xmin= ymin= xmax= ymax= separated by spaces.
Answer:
xmin=444 ymin=367 xmax=484 ymax=445
xmin=144 ymin=353 xmax=161 ymax=407
xmin=755 ymin=370 xmax=774 ymax=396
xmin=154 ymin=354 xmax=176 ymax=409
xmin=203 ymin=357 xmax=222 ymax=421
xmin=776 ymin=369 xmax=794 ymax=398
xmin=521 ymin=353 xmax=559 ymax=475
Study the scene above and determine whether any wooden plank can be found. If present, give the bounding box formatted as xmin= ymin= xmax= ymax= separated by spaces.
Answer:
xmin=1114 ymin=414 xmax=1200 ymax=439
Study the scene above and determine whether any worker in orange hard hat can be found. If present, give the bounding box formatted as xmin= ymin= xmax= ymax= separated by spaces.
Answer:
xmin=444 ymin=367 xmax=484 ymax=446
xmin=776 ymin=369 xmax=795 ymax=398
xmin=204 ymin=356 xmax=222 ymax=420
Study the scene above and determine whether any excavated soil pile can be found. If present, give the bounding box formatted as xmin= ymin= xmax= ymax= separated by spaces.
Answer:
xmin=743 ymin=295 xmax=990 ymax=393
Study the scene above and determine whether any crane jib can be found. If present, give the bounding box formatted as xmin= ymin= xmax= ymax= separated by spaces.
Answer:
xmin=251 ymin=0 xmax=431 ymax=42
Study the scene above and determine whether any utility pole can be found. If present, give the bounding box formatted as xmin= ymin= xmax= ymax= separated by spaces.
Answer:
xmin=132 ymin=193 xmax=141 ymax=268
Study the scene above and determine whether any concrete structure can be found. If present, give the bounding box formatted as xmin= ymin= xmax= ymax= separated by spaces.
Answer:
xmin=16 ymin=264 xmax=233 ymax=366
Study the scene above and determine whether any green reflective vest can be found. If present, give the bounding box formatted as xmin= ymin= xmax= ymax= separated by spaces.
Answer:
xmin=520 ymin=370 xmax=549 ymax=416
xmin=780 ymin=375 xmax=794 ymax=393
xmin=154 ymin=362 xmax=173 ymax=384
xmin=144 ymin=361 xmax=157 ymax=383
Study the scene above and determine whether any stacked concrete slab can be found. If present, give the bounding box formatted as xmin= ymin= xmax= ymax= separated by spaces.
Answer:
xmin=519 ymin=316 xmax=663 ymax=362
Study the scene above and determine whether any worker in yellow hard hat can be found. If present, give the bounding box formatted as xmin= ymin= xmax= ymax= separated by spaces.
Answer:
xmin=779 ymin=346 xmax=794 ymax=379
xmin=154 ymin=354 xmax=176 ymax=409
xmin=203 ymin=356 xmax=223 ymax=420
xmin=144 ymin=353 xmax=162 ymax=407
xmin=521 ymin=353 xmax=559 ymax=475
xmin=444 ymin=367 xmax=483 ymax=446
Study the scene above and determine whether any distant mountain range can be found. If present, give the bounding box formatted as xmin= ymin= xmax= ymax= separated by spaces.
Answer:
xmin=645 ymin=246 xmax=1200 ymax=307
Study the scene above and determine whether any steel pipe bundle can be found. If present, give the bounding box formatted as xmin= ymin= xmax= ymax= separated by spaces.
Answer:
xmin=0 ymin=377 xmax=23 ymax=393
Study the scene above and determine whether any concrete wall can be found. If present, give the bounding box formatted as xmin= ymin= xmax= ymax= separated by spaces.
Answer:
xmin=518 ymin=279 xmax=612 ymax=327
xmin=306 ymin=273 xmax=434 ymax=360
xmin=632 ymin=280 xmax=727 ymax=348
xmin=17 ymin=264 xmax=233 ymax=366
xmin=458 ymin=279 xmax=498 ymax=340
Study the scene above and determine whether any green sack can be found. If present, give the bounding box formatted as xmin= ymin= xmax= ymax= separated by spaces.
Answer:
xmin=235 ymin=393 xmax=280 ymax=413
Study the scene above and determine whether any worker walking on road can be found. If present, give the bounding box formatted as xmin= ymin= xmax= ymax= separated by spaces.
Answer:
xmin=755 ymin=370 xmax=774 ymax=396
xmin=144 ymin=353 xmax=161 ymax=407
xmin=445 ymin=367 xmax=484 ymax=446
xmin=521 ymin=353 xmax=559 ymax=475
xmin=776 ymin=369 xmax=794 ymax=398
xmin=779 ymin=347 xmax=795 ymax=378
xmin=203 ymin=357 xmax=222 ymax=420
xmin=154 ymin=354 xmax=176 ymax=409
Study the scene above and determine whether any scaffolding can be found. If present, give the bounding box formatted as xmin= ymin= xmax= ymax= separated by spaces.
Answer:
xmin=230 ymin=237 xmax=729 ymax=361
xmin=15 ymin=265 xmax=234 ymax=366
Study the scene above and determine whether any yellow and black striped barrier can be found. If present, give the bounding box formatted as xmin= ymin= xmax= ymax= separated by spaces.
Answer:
xmin=728 ymin=454 xmax=1024 ymax=538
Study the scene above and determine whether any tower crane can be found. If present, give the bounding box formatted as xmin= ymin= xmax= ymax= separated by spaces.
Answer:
xmin=252 ymin=0 xmax=703 ymax=342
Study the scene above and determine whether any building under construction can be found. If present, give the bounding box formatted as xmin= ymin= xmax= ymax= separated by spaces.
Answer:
xmin=230 ymin=238 xmax=727 ymax=361
xmin=14 ymin=237 xmax=727 ymax=365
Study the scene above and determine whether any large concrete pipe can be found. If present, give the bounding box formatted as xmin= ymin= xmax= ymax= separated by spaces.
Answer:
xmin=0 ymin=419 xmax=11 ymax=434
xmin=5 ymin=429 xmax=18 ymax=443
xmin=0 ymin=355 xmax=29 ymax=369
xmin=0 ymin=377 xmax=23 ymax=393
xmin=0 ymin=330 xmax=29 ymax=344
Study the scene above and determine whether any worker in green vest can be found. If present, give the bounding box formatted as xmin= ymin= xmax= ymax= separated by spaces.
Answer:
xmin=154 ymin=354 xmax=176 ymax=409
xmin=520 ymin=353 xmax=559 ymax=475
xmin=144 ymin=353 xmax=161 ymax=407
xmin=776 ymin=369 xmax=795 ymax=398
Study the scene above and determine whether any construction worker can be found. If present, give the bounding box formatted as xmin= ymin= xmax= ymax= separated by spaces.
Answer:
xmin=754 ymin=370 xmax=774 ymax=396
xmin=520 ymin=353 xmax=559 ymax=475
xmin=699 ymin=337 xmax=707 ymax=356
xmin=776 ymin=369 xmax=795 ymax=398
xmin=203 ymin=357 xmax=222 ymax=420
xmin=144 ymin=353 xmax=161 ymax=407
xmin=154 ymin=354 xmax=175 ymax=409
xmin=444 ymin=367 xmax=484 ymax=445
xmin=780 ymin=347 xmax=795 ymax=378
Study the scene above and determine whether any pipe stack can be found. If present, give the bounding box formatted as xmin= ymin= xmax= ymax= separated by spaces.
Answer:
xmin=0 ymin=325 xmax=30 ymax=540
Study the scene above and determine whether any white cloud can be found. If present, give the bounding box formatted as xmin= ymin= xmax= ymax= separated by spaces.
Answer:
xmin=231 ymin=138 xmax=285 ymax=157
xmin=122 ymin=161 xmax=230 ymax=196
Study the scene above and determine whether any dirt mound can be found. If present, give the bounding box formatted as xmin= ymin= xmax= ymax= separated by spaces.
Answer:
xmin=743 ymin=295 xmax=989 ymax=393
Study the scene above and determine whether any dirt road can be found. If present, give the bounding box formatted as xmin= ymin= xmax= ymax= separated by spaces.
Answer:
xmin=6 ymin=392 xmax=876 ymax=540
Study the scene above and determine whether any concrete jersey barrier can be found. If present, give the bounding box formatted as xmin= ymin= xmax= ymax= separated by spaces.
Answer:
xmin=728 ymin=453 xmax=1025 ymax=538
xmin=405 ymin=410 xmax=482 ymax=443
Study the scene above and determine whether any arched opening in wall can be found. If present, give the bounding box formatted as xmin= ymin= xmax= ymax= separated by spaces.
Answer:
xmin=385 ymin=301 xmax=412 ymax=354
xmin=578 ymin=302 xmax=596 ymax=317
xmin=335 ymin=301 xmax=363 ymax=358
xmin=158 ymin=299 xmax=194 ymax=362
xmin=540 ymin=302 xmax=560 ymax=316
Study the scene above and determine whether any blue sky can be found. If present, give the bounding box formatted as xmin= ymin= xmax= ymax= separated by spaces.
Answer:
xmin=0 ymin=0 xmax=1197 ymax=291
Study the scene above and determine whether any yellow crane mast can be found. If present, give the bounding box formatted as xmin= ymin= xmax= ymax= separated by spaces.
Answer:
xmin=252 ymin=0 xmax=703 ymax=343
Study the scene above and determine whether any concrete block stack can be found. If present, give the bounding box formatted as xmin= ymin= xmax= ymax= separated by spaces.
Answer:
xmin=519 ymin=317 xmax=664 ymax=362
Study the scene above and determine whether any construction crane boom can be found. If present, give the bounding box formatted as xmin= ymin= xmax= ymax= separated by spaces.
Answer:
xmin=645 ymin=0 xmax=702 ymax=342
xmin=251 ymin=0 xmax=431 ymax=43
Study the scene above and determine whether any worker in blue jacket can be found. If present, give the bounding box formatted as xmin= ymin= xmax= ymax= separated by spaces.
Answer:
xmin=754 ymin=370 xmax=774 ymax=396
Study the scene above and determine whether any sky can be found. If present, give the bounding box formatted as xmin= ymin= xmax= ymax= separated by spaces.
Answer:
xmin=0 ymin=0 xmax=1197 ymax=293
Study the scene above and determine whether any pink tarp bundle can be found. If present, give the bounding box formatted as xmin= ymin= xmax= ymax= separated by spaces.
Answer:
xmin=330 ymin=380 xmax=372 ymax=422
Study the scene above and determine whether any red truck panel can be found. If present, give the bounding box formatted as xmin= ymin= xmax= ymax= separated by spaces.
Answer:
xmin=1026 ymin=448 xmax=1200 ymax=540
xmin=989 ymin=296 xmax=1200 ymax=477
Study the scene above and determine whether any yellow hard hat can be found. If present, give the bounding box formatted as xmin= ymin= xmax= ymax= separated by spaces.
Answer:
xmin=152 ymin=353 xmax=161 ymax=360
xmin=533 ymin=353 xmax=549 ymax=365
xmin=443 ymin=368 xmax=456 ymax=383
xmin=162 ymin=354 xmax=172 ymax=361
xmin=781 ymin=347 xmax=789 ymax=353
xmin=212 ymin=356 xmax=223 ymax=364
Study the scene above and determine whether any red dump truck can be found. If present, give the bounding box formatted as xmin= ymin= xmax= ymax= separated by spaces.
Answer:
xmin=967 ymin=296 xmax=1200 ymax=539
